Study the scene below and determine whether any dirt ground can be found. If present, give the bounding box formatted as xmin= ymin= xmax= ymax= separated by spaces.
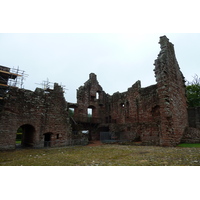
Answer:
xmin=87 ymin=140 xmax=103 ymax=147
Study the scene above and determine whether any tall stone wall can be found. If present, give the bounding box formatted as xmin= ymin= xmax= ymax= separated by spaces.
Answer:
xmin=75 ymin=73 xmax=107 ymax=123
xmin=73 ymin=73 xmax=161 ymax=145
xmin=107 ymin=82 xmax=160 ymax=145
xmin=72 ymin=36 xmax=188 ymax=146
xmin=0 ymin=83 xmax=72 ymax=150
xmin=154 ymin=36 xmax=188 ymax=146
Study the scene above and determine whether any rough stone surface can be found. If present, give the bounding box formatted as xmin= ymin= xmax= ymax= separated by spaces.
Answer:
xmin=69 ymin=36 xmax=188 ymax=147
xmin=154 ymin=36 xmax=188 ymax=146
xmin=0 ymin=83 xmax=72 ymax=150
xmin=181 ymin=107 xmax=200 ymax=143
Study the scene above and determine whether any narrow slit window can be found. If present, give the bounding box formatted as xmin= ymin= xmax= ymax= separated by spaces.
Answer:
xmin=96 ymin=92 xmax=100 ymax=99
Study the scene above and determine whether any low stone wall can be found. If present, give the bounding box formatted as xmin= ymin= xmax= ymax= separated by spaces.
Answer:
xmin=188 ymin=107 xmax=200 ymax=129
xmin=181 ymin=127 xmax=200 ymax=143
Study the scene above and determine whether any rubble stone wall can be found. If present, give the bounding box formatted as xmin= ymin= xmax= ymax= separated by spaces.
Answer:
xmin=0 ymin=83 xmax=71 ymax=150
xmin=70 ymin=36 xmax=188 ymax=147
xmin=181 ymin=107 xmax=200 ymax=143
xmin=154 ymin=36 xmax=188 ymax=146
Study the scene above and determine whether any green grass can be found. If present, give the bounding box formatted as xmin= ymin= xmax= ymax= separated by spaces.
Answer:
xmin=178 ymin=143 xmax=200 ymax=147
xmin=1 ymin=144 xmax=200 ymax=166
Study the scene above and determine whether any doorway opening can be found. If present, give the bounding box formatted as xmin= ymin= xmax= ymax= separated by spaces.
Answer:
xmin=44 ymin=132 xmax=52 ymax=147
xmin=16 ymin=124 xmax=35 ymax=148
xmin=16 ymin=127 xmax=23 ymax=147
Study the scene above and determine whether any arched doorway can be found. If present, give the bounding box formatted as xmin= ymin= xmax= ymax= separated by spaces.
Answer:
xmin=16 ymin=124 xmax=36 ymax=148
xmin=43 ymin=132 xmax=52 ymax=147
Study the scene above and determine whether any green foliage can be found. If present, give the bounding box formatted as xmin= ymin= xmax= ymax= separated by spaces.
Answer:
xmin=16 ymin=133 xmax=22 ymax=140
xmin=186 ymin=74 xmax=200 ymax=107
xmin=17 ymin=127 xmax=22 ymax=133
xmin=68 ymin=109 xmax=74 ymax=117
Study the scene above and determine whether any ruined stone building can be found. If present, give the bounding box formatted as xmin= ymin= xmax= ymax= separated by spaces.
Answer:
xmin=69 ymin=36 xmax=188 ymax=146
xmin=0 ymin=35 xmax=200 ymax=150
xmin=0 ymin=65 xmax=72 ymax=150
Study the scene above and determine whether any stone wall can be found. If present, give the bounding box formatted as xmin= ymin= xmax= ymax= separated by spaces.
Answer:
xmin=187 ymin=107 xmax=200 ymax=129
xmin=154 ymin=36 xmax=188 ymax=146
xmin=71 ymin=36 xmax=188 ymax=147
xmin=0 ymin=35 xmax=190 ymax=149
xmin=0 ymin=83 xmax=72 ymax=150
xmin=75 ymin=73 xmax=107 ymax=121
xmin=107 ymin=82 xmax=160 ymax=145
xmin=181 ymin=127 xmax=200 ymax=143
xmin=71 ymin=73 xmax=161 ymax=145
xmin=181 ymin=107 xmax=200 ymax=143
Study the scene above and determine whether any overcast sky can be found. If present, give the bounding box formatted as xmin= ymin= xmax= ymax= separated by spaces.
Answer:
xmin=0 ymin=33 xmax=200 ymax=102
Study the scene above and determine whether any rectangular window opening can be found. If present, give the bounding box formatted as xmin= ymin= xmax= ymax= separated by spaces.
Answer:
xmin=69 ymin=108 xmax=75 ymax=117
xmin=87 ymin=108 xmax=92 ymax=117
xmin=96 ymin=92 xmax=100 ymax=100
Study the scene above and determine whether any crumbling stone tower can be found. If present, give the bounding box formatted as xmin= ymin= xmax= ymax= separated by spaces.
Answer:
xmin=154 ymin=36 xmax=188 ymax=146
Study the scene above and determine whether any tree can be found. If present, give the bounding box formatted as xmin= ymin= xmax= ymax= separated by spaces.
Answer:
xmin=186 ymin=74 xmax=200 ymax=107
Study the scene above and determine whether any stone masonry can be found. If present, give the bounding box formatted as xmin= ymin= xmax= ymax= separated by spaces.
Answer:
xmin=0 ymin=35 xmax=193 ymax=150
xmin=0 ymin=83 xmax=71 ymax=150
xmin=154 ymin=36 xmax=188 ymax=146
xmin=69 ymin=36 xmax=188 ymax=146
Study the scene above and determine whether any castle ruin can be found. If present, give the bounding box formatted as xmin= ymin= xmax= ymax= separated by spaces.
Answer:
xmin=0 ymin=35 xmax=199 ymax=150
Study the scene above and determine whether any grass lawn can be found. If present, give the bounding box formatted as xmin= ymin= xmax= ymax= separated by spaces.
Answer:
xmin=178 ymin=143 xmax=200 ymax=148
xmin=1 ymin=144 xmax=200 ymax=166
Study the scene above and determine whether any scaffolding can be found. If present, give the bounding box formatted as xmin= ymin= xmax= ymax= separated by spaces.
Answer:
xmin=36 ymin=78 xmax=67 ymax=93
xmin=0 ymin=65 xmax=28 ymax=99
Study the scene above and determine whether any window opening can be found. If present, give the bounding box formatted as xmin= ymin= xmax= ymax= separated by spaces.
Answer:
xmin=69 ymin=108 xmax=74 ymax=117
xmin=87 ymin=108 xmax=92 ymax=117
xmin=96 ymin=92 xmax=100 ymax=100
xmin=44 ymin=132 xmax=52 ymax=147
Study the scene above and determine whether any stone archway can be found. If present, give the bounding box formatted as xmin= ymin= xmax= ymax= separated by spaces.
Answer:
xmin=17 ymin=124 xmax=36 ymax=148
